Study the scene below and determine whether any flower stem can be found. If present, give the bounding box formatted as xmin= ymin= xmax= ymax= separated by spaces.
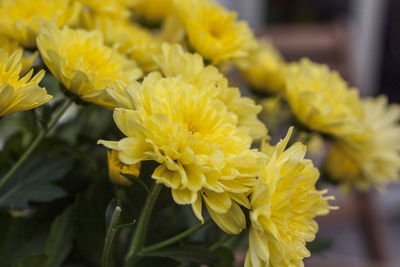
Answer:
xmin=102 ymin=205 xmax=122 ymax=267
xmin=0 ymin=98 xmax=73 ymax=189
xmin=209 ymin=234 xmax=236 ymax=251
xmin=124 ymin=183 xmax=162 ymax=266
xmin=142 ymin=218 xmax=212 ymax=253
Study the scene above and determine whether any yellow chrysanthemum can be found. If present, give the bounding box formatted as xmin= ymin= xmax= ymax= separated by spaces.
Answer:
xmin=77 ymin=0 xmax=130 ymax=29
xmin=237 ymin=39 xmax=286 ymax=94
xmin=92 ymin=18 xmax=164 ymax=72
xmin=153 ymin=44 xmax=267 ymax=140
xmin=0 ymin=49 xmax=52 ymax=117
xmin=173 ymin=0 xmax=255 ymax=63
xmin=131 ymin=0 xmax=173 ymax=20
xmin=37 ymin=22 xmax=142 ymax=108
xmin=0 ymin=34 xmax=37 ymax=75
xmin=0 ymin=0 xmax=80 ymax=48
xmin=285 ymin=58 xmax=365 ymax=137
xmin=245 ymin=128 xmax=333 ymax=267
xmin=325 ymin=96 xmax=400 ymax=190
xmin=99 ymin=72 xmax=265 ymax=234
xmin=108 ymin=150 xmax=140 ymax=186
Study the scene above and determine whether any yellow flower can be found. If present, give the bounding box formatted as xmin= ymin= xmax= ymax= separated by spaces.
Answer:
xmin=0 ymin=0 xmax=80 ymax=48
xmin=325 ymin=96 xmax=400 ymax=191
xmin=0 ymin=49 xmax=52 ymax=117
xmin=153 ymin=44 xmax=267 ymax=140
xmin=108 ymin=150 xmax=140 ymax=186
xmin=77 ymin=0 xmax=130 ymax=29
xmin=285 ymin=58 xmax=365 ymax=137
xmin=131 ymin=0 xmax=173 ymax=20
xmin=245 ymin=128 xmax=334 ymax=267
xmin=173 ymin=0 xmax=255 ymax=64
xmin=0 ymin=34 xmax=37 ymax=75
xmin=93 ymin=18 xmax=164 ymax=72
xmin=99 ymin=72 xmax=264 ymax=234
xmin=37 ymin=22 xmax=142 ymax=108
xmin=237 ymin=39 xmax=286 ymax=94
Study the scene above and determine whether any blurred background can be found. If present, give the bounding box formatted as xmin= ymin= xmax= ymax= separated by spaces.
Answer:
xmin=217 ymin=0 xmax=400 ymax=266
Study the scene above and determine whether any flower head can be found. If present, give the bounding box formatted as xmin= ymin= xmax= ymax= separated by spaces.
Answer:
xmin=108 ymin=150 xmax=140 ymax=186
xmin=173 ymin=0 xmax=255 ymax=63
xmin=132 ymin=0 xmax=173 ymax=20
xmin=237 ymin=39 xmax=286 ymax=94
xmin=0 ymin=0 xmax=80 ymax=47
xmin=0 ymin=49 xmax=52 ymax=117
xmin=37 ymin=22 xmax=142 ymax=108
xmin=153 ymin=44 xmax=267 ymax=140
xmin=0 ymin=34 xmax=37 ymax=75
xmin=325 ymin=96 xmax=400 ymax=190
xmin=99 ymin=72 xmax=264 ymax=234
xmin=245 ymin=128 xmax=333 ymax=267
xmin=285 ymin=58 xmax=364 ymax=137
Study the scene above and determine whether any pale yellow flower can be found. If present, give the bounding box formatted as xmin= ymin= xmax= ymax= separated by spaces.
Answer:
xmin=131 ymin=0 xmax=173 ymax=20
xmin=325 ymin=96 xmax=400 ymax=190
xmin=285 ymin=58 xmax=365 ymax=137
xmin=0 ymin=0 xmax=80 ymax=48
xmin=92 ymin=18 xmax=164 ymax=72
xmin=153 ymin=44 xmax=268 ymax=140
xmin=0 ymin=34 xmax=37 ymax=75
xmin=37 ymin=22 xmax=142 ymax=108
xmin=0 ymin=49 xmax=52 ymax=117
xmin=77 ymin=0 xmax=130 ymax=29
xmin=245 ymin=128 xmax=333 ymax=267
xmin=99 ymin=73 xmax=264 ymax=234
xmin=173 ymin=0 xmax=255 ymax=64
xmin=237 ymin=39 xmax=286 ymax=94
xmin=108 ymin=150 xmax=140 ymax=186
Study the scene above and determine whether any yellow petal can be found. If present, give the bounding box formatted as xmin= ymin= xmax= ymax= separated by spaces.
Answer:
xmin=207 ymin=201 xmax=246 ymax=234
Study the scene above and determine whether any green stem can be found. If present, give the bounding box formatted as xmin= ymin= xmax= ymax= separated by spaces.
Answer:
xmin=0 ymin=98 xmax=73 ymax=189
xmin=124 ymin=183 xmax=162 ymax=266
xmin=142 ymin=218 xmax=212 ymax=253
xmin=102 ymin=205 xmax=122 ymax=267
xmin=209 ymin=235 xmax=236 ymax=251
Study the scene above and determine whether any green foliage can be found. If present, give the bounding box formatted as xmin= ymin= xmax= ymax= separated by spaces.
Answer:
xmin=0 ymin=157 xmax=70 ymax=209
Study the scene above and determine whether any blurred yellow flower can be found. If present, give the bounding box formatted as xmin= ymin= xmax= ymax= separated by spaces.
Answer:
xmin=325 ymin=96 xmax=400 ymax=191
xmin=108 ymin=150 xmax=140 ymax=186
xmin=237 ymin=39 xmax=286 ymax=94
xmin=99 ymin=72 xmax=264 ymax=234
xmin=0 ymin=35 xmax=37 ymax=75
xmin=77 ymin=0 xmax=130 ymax=29
xmin=93 ymin=18 xmax=164 ymax=72
xmin=37 ymin=22 xmax=142 ymax=108
xmin=0 ymin=0 xmax=80 ymax=48
xmin=285 ymin=58 xmax=365 ymax=137
xmin=154 ymin=44 xmax=267 ymax=140
xmin=0 ymin=49 xmax=52 ymax=117
xmin=173 ymin=0 xmax=255 ymax=64
xmin=245 ymin=128 xmax=333 ymax=267
xmin=131 ymin=0 xmax=173 ymax=20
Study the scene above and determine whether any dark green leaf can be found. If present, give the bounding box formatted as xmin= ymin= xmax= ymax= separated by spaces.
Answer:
xmin=306 ymin=237 xmax=333 ymax=254
xmin=214 ymin=247 xmax=234 ymax=267
xmin=43 ymin=205 xmax=75 ymax=267
xmin=12 ymin=254 xmax=47 ymax=267
xmin=0 ymin=156 xmax=70 ymax=209
xmin=145 ymin=246 xmax=219 ymax=265
xmin=74 ymin=181 xmax=113 ymax=266
xmin=105 ymin=199 xmax=118 ymax=231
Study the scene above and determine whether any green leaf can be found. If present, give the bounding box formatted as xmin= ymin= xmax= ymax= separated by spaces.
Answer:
xmin=74 ymin=181 xmax=113 ymax=266
xmin=12 ymin=254 xmax=47 ymax=267
xmin=145 ymin=246 xmax=219 ymax=265
xmin=0 ymin=211 xmax=48 ymax=266
xmin=306 ymin=237 xmax=333 ymax=254
xmin=42 ymin=205 xmax=75 ymax=267
xmin=215 ymin=248 xmax=234 ymax=267
xmin=0 ymin=156 xmax=70 ymax=209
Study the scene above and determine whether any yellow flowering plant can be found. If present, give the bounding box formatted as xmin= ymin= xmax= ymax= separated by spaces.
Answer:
xmin=0 ymin=0 xmax=398 ymax=266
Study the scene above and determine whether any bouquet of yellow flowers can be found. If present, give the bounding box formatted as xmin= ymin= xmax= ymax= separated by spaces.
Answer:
xmin=0 ymin=0 xmax=398 ymax=266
